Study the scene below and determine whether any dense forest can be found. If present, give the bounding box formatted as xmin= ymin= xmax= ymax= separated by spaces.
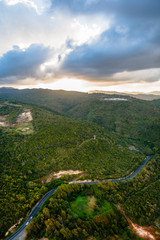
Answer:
xmin=1 ymin=88 xmax=160 ymax=152
xmin=25 ymin=154 xmax=160 ymax=240
xmin=0 ymin=89 xmax=160 ymax=240
xmin=0 ymin=99 xmax=145 ymax=239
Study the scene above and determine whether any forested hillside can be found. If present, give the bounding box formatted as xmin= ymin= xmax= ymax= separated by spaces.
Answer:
xmin=0 ymin=89 xmax=160 ymax=240
xmin=0 ymin=88 xmax=90 ymax=114
xmin=0 ymin=88 xmax=160 ymax=153
xmin=0 ymin=99 xmax=145 ymax=238
xmin=25 ymin=155 xmax=160 ymax=240
xmin=68 ymin=98 xmax=160 ymax=151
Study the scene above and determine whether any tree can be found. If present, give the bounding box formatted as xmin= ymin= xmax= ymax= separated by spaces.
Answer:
xmin=60 ymin=227 xmax=72 ymax=239
xmin=43 ymin=207 xmax=50 ymax=219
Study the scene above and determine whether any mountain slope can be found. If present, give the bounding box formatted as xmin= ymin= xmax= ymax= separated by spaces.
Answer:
xmin=0 ymin=88 xmax=159 ymax=153
xmin=0 ymin=88 xmax=90 ymax=114
xmin=0 ymin=99 xmax=144 ymax=238
xmin=25 ymin=155 xmax=160 ymax=240
xmin=67 ymin=97 xmax=160 ymax=152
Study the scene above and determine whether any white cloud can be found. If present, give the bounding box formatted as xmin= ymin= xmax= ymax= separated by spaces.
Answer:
xmin=5 ymin=0 xmax=37 ymax=9
xmin=0 ymin=0 xmax=109 ymax=61
xmin=0 ymin=0 xmax=160 ymax=92
xmin=4 ymin=0 xmax=50 ymax=13
xmin=112 ymin=68 xmax=160 ymax=83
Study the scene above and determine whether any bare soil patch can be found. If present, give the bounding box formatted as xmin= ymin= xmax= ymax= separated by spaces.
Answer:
xmin=17 ymin=110 xmax=33 ymax=124
xmin=5 ymin=218 xmax=23 ymax=237
xmin=88 ymin=196 xmax=97 ymax=209
xmin=69 ymin=179 xmax=92 ymax=184
xmin=0 ymin=115 xmax=9 ymax=127
xmin=42 ymin=170 xmax=83 ymax=183
xmin=0 ymin=109 xmax=33 ymax=134
xmin=117 ymin=204 xmax=156 ymax=240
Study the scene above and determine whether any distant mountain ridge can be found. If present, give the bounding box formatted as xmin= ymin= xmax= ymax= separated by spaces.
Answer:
xmin=1 ymin=87 xmax=160 ymax=103
xmin=0 ymin=87 xmax=160 ymax=152
xmin=88 ymin=90 xmax=160 ymax=100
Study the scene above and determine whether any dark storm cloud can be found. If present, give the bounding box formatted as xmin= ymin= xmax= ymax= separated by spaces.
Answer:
xmin=52 ymin=0 xmax=160 ymax=80
xmin=61 ymin=28 xmax=160 ymax=80
xmin=51 ymin=0 xmax=160 ymax=20
xmin=0 ymin=44 xmax=51 ymax=82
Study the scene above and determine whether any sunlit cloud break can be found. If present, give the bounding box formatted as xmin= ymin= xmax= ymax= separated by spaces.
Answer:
xmin=0 ymin=0 xmax=160 ymax=92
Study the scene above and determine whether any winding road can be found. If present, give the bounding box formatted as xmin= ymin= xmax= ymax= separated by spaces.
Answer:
xmin=6 ymin=155 xmax=154 ymax=240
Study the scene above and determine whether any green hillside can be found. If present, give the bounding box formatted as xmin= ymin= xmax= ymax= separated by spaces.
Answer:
xmin=25 ymin=154 xmax=160 ymax=240
xmin=0 ymin=88 xmax=90 ymax=114
xmin=0 ymin=99 xmax=145 ymax=238
xmin=0 ymin=99 xmax=144 ymax=180
xmin=0 ymin=88 xmax=159 ymax=153
xmin=0 ymin=90 xmax=160 ymax=239
xmin=68 ymin=97 xmax=160 ymax=151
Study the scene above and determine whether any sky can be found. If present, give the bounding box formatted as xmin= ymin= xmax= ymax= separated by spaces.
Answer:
xmin=0 ymin=0 xmax=160 ymax=93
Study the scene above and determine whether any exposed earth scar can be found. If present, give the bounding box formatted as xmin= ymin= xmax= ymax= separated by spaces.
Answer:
xmin=117 ymin=204 xmax=156 ymax=240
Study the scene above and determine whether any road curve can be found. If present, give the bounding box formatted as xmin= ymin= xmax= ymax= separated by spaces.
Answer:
xmin=6 ymin=155 xmax=154 ymax=240
xmin=111 ymin=155 xmax=154 ymax=182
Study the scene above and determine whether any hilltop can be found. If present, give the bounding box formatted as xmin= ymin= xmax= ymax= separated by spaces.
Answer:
xmin=0 ymin=99 xmax=145 ymax=238
xmin=1 ymin=88 xmax=160 ymax=153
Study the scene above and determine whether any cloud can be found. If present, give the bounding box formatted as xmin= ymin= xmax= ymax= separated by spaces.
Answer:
xmin=0 ymin=44 xmax=52 ymax=83
xmin=0 ymin=0 xmax=160 ymax=88
xmin=60 ymin=27 xmax=160 ymax=81
xmin=5 ymin=0 xmax=38 ymax=11
xmin=0 ymin=0 xmax=106 ymax=55
xmin=55 ymin=0 xmax=160 ymax=82
xmin=4 ymin=0 xmax=51 ymax=14
xmin=51 ymin=0 xmax=160 ymax=20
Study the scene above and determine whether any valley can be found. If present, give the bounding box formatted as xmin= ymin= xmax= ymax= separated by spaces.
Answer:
xmin=5 ymin=154 xmax=154 ymax=240
xmin=0 ymin=89 xmax=160 ymax=240
xmin=1 ymin=1 xmax=160 ymax=239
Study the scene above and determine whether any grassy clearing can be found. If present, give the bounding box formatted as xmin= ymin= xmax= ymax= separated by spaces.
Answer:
xmin=6 ymin=122 xmax=34 ymax=135
xmin=99 ymin=200 xmax=113 ymax=214
xmin=71 ymin=196 xmax=94 ymax=217
xmin=0 ymin=102 xmax=34 ymax=134
xmin=15 ymin=122 xmax=34 ymax=134
xmin=70 ymin=195 xmax=113 ymax=219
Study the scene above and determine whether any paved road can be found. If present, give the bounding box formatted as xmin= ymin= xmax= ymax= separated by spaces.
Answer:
xmin=6 ymin=189 xmax=56 ymax=240
xmin=6 ymin=155 xmax=154 ymax=240
xmin=111 ymin=155 xmax=154 ymax=182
